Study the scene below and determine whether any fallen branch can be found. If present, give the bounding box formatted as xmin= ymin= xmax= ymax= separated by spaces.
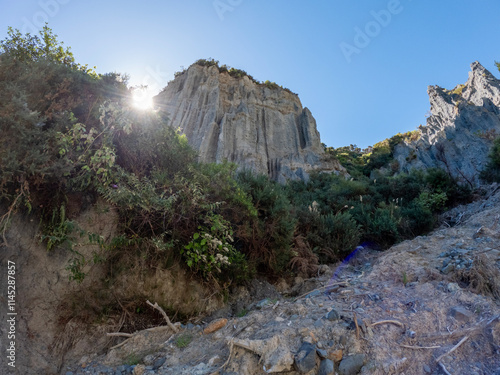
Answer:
xmin=400 ymin=344 xmax=441 ymax=350
xmin=209 ymin=341 xmax=234 ymax=375
xmin=146 ymin=300 xmax=179 ymax=333
xmin=369 ymin=320 xmax=405 ymax=331
xmin=106 ymin=332 xmax=134 ymax=338
xmin=435 ymin=336 xmax=469 ymax=363
xmin=293 ymin=280 xmax=350 ymax=301
xmin=110 ymin=339 xmax=131 ymax=350
xmin=420 ymin=315 xmax=499 ymax=341
xmin=438 ymin=361 xmax=452 ymax=375
xmin=353 ymin=312 xmax=360 ymax=340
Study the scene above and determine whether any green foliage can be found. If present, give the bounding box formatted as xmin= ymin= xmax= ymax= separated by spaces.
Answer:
xmin=175 ymin=333 xmax=193 ymax=348
xmin=0 ymin=24 xmax=97 ymax=76
xmin=192 ymin=58 xmax=295 ymax=94
xmin=325 ymin=131 xmax=420 ymax=177
xmin=496 ymin=61 xmax=500 ymax=73
xmin=417 ymin=191 xmax=448 ymax=211
xmin=310 ymin=212 xmax=360 ymax=262
xmin=237 ymin=171 xmax=296 ymax=273
xmin=480 ymin=137 xmax=500 ymax=183
xmin=182 ymin=214 xmax=247 ymax=281
xmin=40 ymin=205 xmax=75 ymax=252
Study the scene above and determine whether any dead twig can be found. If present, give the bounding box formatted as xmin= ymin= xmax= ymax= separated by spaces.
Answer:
xmin=420 ymin=315 xmax=499 ymax=341
xmin=210 ymin=341 xmax=234 ymax=375
xmin=106 ymin=332 xmax=134 ymax=338
xmin=370 ymin=320 xmax=406 ymax=331
xmin=435 ymin=336 xmax=469 ymax=363
xmin=438 ymin=361 xmax=452 ymax=375
xmin=146 ymin=300 xmax=179 ymax=333
xmin=110 ymin=339 xmax=131 ymax=350
xmin=353 ymin=312 xmax=360 ymax=340
xmin=293 ymin=280 xmax=350 ymax=301
xmin=400 ymin=344 xmax=441 ymax=350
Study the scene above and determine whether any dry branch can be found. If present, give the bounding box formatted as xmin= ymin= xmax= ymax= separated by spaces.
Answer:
xmin=146 ymin=300 xmax=179 ymax=333
xmin=106 ymin=332 xmax=134 ymax=338
xmin=435 ymin=336 xmax=469 ymax=363
xmin=400 ymin=344 xmax=441 ymax=350
xmin=293 ymin=280 xmax=350 ymax=301
xmin=370 ymin=320 xmax=406 ymax=331
xmin=353 ymin=312 xmax=360 ymax=339
xmin=438 ymin=361 xmax=452 ymax=375
xmin=209 ymin=341 xmax=234 ymax=375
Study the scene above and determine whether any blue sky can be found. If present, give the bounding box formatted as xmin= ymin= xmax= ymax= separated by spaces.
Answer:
xmin=1 ymin=0 xmax=499 ymax=148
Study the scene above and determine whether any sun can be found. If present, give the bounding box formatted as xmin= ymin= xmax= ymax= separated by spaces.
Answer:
xmin=131 ymin=87 xmax=154 ymax=110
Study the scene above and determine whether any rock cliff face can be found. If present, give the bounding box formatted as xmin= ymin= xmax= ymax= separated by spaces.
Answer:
xmin=394 ymin=62 xmax=500 ymax=185
xmin=154 ymin=63 xmax=344 ymax=183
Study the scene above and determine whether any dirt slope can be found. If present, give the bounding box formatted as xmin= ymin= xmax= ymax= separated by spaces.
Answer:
xmin=63 ymin=185 xmax=500 ymax=375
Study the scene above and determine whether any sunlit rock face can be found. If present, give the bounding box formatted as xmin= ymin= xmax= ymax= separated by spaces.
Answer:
xmin=154 ymin=63 xmax=345 ymax=183
xmin=393 ymin=62 xmax=500 ymax=185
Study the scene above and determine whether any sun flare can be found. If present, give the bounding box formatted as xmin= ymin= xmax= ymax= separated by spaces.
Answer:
xmin=132 ymin=88 xmax=154 ymax=110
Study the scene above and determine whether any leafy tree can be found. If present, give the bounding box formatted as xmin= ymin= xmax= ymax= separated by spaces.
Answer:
xmin=479 ymin=137 xmax=500 ymax=183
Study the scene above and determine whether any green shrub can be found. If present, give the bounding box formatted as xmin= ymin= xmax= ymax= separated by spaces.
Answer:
xmin=237 ymin=171 xmax=296 ymax=273
xmin=310 ymin=212 xmax=361 ymax=263
xmin=480 ymin=137 xmax=500 ymax=183
xmin=181 ymin=214 xmax=247 ymax=281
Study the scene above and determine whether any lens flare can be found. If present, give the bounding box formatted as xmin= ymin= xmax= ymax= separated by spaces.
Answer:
xmin=132 ymin=88 xmax=154 ymax=110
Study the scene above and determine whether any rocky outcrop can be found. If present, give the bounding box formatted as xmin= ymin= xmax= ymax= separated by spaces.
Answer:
xmin=154 ymin=63 xmax=345 ymax=183
xmin=394 ymin=61 xmax=500 ymax=185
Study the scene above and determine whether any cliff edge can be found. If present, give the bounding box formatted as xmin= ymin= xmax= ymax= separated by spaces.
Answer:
xmin=394 ymin=61 xmax=500 ymax=185
xmin=154 ymin=63 xmax=345 ymax=183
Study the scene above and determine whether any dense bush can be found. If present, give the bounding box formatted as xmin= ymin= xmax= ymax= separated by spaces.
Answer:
xmin=236 ymin=171 xmax=296 ymax=274
xmin=480 ymin=137 xmax=500 ymax=183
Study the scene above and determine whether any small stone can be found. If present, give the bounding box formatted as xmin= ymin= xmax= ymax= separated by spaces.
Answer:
xmin=204 ymin=318 xmax=228 ymax=334
xmin=423 ymin=364 xmax=431 ymax=373
xmin=255 ymin=298 xmax=270 ymax=309
xmin=294 ymin=342 xmax=317 ymax=373
xmin=152 ymin=357 xmax=166 ymax=369
xmin=208 ymin=355 xmax=221 ymax=366
xmin=314 ymin=318 xmax=325 ymax=328
xmin=441 ymin=263 xmax=455 ymax=274
xmin=339 ymin=335 xmax=347 ymax=347
xmin=328 ymin=349 xmax=343 ymax=363
xmin=450 ymin=306 xmax=474 ymax=323
xmin=447 ymin=282 xmax=461 ymax=293
xmin=142 ymin=355 xmax=155 ymax=366
xmin=65 ymin=372 xmax=74 ymax=375
xmin=316 ymin=348 xmax=328 ymax=359
xmin=306 ymin=290 xmax=322 ymax=298
xmin=318 ymin=359 xmax=335 ymax=375
xmin=338 ymin=354 xmax=365 ymax=375
xmin=133 ymin=365 xmax=146 ymax=375
xmin=326 ymin=309 xmax=340 ymax=321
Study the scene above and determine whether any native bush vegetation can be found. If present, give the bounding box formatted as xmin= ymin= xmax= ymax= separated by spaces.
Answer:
xmin=479 ymin=137 xmax=500 ymax=183
xmin=0 ymin=26 xmax=474 ymax=293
